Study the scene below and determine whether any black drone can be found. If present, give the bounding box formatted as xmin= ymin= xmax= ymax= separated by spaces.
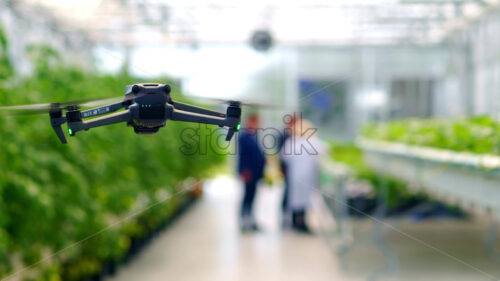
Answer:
xmin=1 ymin=83 xmax=242 ymax=144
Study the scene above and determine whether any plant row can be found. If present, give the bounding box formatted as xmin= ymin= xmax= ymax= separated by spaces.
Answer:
xmin=362 ymin=116 xmax=500 ymax=155
xmin=0 ymin=28 xmax=225 ymax=280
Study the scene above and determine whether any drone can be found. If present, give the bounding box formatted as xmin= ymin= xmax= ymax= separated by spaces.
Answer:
xmin=0 ymin=83 xmax=242 ymax=144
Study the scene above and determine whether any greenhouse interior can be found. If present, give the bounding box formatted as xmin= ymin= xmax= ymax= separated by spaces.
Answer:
xmin=2 ymin=0 xmax=500 ymax=280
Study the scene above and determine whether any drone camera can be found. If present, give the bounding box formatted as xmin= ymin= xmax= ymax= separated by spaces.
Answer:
xmin=133 ymin=126 xmax=160 ymax=135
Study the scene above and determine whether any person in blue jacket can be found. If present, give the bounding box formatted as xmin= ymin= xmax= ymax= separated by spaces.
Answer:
xmin=237 ymin=114 xmax=266 ymax=232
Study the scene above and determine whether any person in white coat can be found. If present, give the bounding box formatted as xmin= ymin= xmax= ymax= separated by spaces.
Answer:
xmin=280 ymin=118 xmax=325 ymax=233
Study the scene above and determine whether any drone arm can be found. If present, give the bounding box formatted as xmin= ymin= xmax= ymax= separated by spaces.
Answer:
xmin=80 ymin=101 xmax=130 ymax=119
xmin=170 ymin=101 xmax=226 ymax=118
xmin=170 ymin=109 xmax=230 ymax=126
xmin=68 ymin=110 xmax=132 ymax=135
xmin=170 ymin=108 xmax=240 ymax=141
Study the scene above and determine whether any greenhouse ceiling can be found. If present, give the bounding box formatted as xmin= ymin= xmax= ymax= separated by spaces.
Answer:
xmin=17 ymin=0 xmax=500 ymax=45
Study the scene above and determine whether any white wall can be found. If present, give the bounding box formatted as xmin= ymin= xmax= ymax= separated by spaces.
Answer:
xmin=268 ymin=45 xmax=447 ymax=139
xmin=445 ymin=10 xmax=500 ymax=118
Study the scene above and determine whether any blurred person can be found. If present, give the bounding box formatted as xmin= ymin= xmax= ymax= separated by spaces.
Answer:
xmin=280 ymin=118 xmax=325 ymax=233
xmin=237 ymin=114 xmax=266 ymax=232
xmin=277 ymin=114 xmax=297 ymax=227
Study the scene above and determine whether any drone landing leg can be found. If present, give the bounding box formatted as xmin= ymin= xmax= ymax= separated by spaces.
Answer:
xmin=50 ymin=111 xmax=67 ymax=144
xmin=51 ymin=120 xmax=67 ymax=144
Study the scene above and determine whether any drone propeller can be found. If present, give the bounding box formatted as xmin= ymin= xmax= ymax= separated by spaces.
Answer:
xmin=191 ymin=96 xmax=282 ymax=109
xmin=220 ymin=100 xmax=281 ymax=108
xmin=0 ymin=97 xmax=123 ymax=115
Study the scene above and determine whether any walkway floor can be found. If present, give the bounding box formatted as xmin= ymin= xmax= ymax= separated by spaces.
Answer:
xmin=106 ymin=175 xmax=358 ymax=281
xmin=106 ymin=175 xmax=500 ymax=281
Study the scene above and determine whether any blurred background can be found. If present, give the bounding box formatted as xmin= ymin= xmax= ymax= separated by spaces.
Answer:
xmin=1 ymin=0 xmax=500 ymax=280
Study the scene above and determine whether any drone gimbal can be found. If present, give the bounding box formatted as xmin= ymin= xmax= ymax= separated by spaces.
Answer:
xmin=49 ymin=83 xmax=241 ymax=144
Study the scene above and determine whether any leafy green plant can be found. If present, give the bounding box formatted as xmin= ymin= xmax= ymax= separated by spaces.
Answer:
xmin=362 ymin=116 xmax=500 ymax=155
xmin=0 ymin=26 xmax=13 ymax=81
xmin=0 ymin=41 xmax=225 ymax=279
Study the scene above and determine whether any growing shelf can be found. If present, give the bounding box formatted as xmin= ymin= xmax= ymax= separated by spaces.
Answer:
xmin=358 ymin=138 xmax=500 ymax=216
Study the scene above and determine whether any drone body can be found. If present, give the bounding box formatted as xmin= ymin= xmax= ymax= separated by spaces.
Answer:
xmin=48 ymin=83 xmax=241 ymax=143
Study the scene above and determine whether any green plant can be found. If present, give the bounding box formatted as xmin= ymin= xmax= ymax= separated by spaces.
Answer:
xmin=0 ymin=42 xmax=225 ymax=280
xmin=362 ymin=116 xmax=500 ymax=155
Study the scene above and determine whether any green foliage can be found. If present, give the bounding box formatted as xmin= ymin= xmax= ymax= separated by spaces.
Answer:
xmin=362 ymin=116 xmax=500 ymax=154
xmin=0 ymin=44 xmax=225 ymax=280
xmin=0 ymin=26 xmax=13 ymax=81
xmin=356 ymin=116 xmax=500 ymax=207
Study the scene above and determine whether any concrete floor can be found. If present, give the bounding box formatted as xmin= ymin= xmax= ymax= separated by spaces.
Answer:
xmin=106 ymin=175 xmax=357 ymax=281
xmin=342 ymin=218 xmax=500 ymax=281
xmin=107 ymin=175 xmax=500 ymax=281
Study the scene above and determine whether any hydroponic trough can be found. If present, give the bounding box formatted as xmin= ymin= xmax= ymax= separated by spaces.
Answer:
xmin=358 ymin=139 xmax=500 ymax=217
